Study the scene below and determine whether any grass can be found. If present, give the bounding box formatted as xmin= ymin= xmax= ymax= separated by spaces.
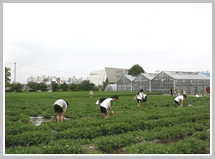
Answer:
xmin=5 ymin=91 xmax=210 ymax=154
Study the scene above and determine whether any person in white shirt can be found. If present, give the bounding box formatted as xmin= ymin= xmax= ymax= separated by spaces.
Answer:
xmin=53 ymin=99 xmax=69 ymax=121
xmin=99 ymin=95 xmax=118 ymax=118
xmin=183 ymin=89 xmax=186 ymax=95
xmin=175 ymin=95 xmax=186 ymax=107
xmin=174 ymin=89 xmax=177 ymax=96
xmin=134 ymin=89 xmax=147 ymax=107
xmin=90 ymin=90 xmax=94 ymax=98
xmin=177 ymin=89 xmax=181 ymax=96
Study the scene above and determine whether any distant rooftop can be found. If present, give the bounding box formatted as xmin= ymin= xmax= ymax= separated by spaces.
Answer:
xmin=204 ymin=73 xmax=210 ymax=77
xmin=124 ymin=75 xmax=136 ymax=81
xmin=140 ymin=73 xmax=157 ymax=80
xmin=163 ymin=71 xmax=210 ymax=80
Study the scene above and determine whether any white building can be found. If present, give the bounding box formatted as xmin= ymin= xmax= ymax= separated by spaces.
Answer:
xmin=90 ymin=67 xmax=129 ymax=86
xmin=90 ymin=69 xmax=107 ymax=86
xmin=27 ymin=75 xmax=88 ymax=84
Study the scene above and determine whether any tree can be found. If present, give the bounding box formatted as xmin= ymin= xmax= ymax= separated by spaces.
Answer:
xmin=40 ymin=83 xmax=48 ymax=92
xmin=93 ymin=86 xmax=99 ymax=91
xmin=79 ymin=80 xmax=95 ymax=91
xmin=98 ymin=85 xmax=103 ymax=91
xmin=69 ymin=83 xmax=78 ymax=91
xmin=9 ymin=82 xmax=23 ymax=92
xmin=76 ymin=83 xmax=82 ymax=91
xmin=43 ymin=78 xmax=49 ymax=83
xmin=52 ymin=82 xmax=59 ymax=91
xmin=27 ymin=81 xmax=40 ymax=92
xmin=5 ymin=67 xmax=11 ymax=87
xmin=60 ymin=82 xmax=69 ymax=91
xmin=128 ymin=64 xmax=145 ymax=76
xmin=102 ymin=82 xmax=109 ymax=91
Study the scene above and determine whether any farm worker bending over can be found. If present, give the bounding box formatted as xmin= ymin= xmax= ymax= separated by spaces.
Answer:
xmin=175 ymin=95 xmax=186 ymax=107
xmin=90 ymin=90 xmax=94 ymax=98
xmin=96 ymin=98 xmax=107 ymax=105
xmin=134 ymin=89 xmax=147 ymax=107
xmin=53 ymin=99 xmax=69 ymax=121
xmin=99 ymin=95 xmax=118 ymax=118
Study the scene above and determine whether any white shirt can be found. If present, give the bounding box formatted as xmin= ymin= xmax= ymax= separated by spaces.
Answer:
xmin=175 ymin=96 xmax=184 ymax=102
xmin=137 ymin=92 xmax=144 ymax=99
xmin=54 ymin=99 xmax=68 ymax=109
xmin=100 ymin=98 xmax=113 ymax=109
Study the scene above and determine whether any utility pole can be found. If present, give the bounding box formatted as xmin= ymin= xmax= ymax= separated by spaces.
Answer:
xmin=14 ymin=62 xmax=16 ymax=92
xmin=14 ymin=62 xmax=16 ymax=83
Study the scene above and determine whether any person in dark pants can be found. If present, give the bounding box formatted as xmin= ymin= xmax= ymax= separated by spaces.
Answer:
xmin=134 ymin=89 xmax=147 ymax=107
xmin=99 ymin=95 xmax=118 ymax=118
xmin=53 ymin=99 xmax=69 ymax=121
xmin=170 ymin=88 xmax=173 ymax=96
xmin=175 ymin=95 xmax=186 ymax=107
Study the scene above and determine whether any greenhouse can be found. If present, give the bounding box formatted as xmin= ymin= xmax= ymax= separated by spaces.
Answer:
xmin=133 ymin=73 xmax=157 ymax=92
xmin=116 ymin=75 xmax=136 ymax=92
xmin=104 ymin=84 xmax=117 ymax=91
xmin=116 ymin=71 xmax=210 ymax=94
xmin=151 ymin=71 xmax=210 ymax=94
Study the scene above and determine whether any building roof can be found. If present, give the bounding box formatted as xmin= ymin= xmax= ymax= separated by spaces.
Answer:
xmin=163 ymin=71 xmax=210 ymax=80
xmin=140 ymin=73 xmax=157 ymax=80
xmin=104 ymin=84 xmax=117 ymax=91
xmin=124 ymin=75 xmax=136 ymax=81
xmin=204 ymin=73 xmax=210 ymax=77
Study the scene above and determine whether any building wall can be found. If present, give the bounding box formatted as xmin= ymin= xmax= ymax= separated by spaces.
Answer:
xmin=105 ymin=67 xmax=129 ymax=83
xmin=89 ymin=70 xmax=107 ymax=86
xmin=175 ymin=79 xmax=210 ymax=94
xmin=90 ymin=67 xmax=128 ymax=86
xmin=151 ymin=72 xmax=174 ymax=94
xmin=134 ymin=74 xmax=151 ymax=92
xmin=117 ymin=76 xmax=133 ymax=92
xmin=151 ymin=72 xmax=210 ymax=94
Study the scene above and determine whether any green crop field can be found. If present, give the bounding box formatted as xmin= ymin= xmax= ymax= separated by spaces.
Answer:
xmin=5 ymin=91 xmax=210 ymax=154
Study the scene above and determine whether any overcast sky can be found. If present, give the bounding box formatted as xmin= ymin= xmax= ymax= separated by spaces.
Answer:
xmin=3 ymin=3 xmax=212 ymax=84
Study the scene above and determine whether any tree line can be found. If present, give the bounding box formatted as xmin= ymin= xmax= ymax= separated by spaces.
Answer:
xmin=6 ymin=80 xmax=109 ymax=92
xmin=5 ymin=64 xmax=145 ymax=92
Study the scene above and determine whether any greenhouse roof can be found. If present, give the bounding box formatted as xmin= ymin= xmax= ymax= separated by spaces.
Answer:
xmin=104 ymin=84 xmax=117 ymax=91
xmin=140 ymin=73 xmax=157 ymax=80
xmin=164 ymin=71 xmax=210 ymax=80
xmin=125 ymin=75 xmax=136 ymax=81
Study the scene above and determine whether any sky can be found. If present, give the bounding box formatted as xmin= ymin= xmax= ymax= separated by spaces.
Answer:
xmin=3 ymin=3 xmax=212 ymax=84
